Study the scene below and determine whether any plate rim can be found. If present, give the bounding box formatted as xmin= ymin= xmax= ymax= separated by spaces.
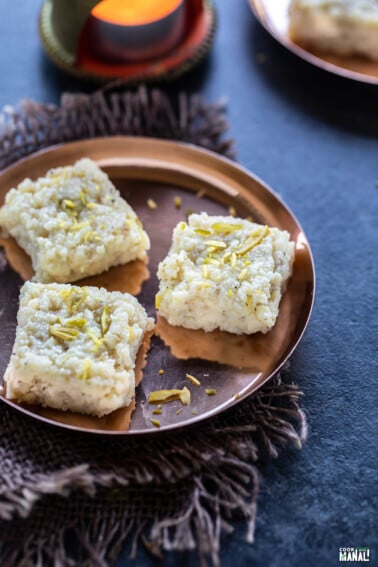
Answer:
xmin=0 ymin=136 xmax=316 ymax=436
xmin=248 ymin=0 xmax=378 ymax=86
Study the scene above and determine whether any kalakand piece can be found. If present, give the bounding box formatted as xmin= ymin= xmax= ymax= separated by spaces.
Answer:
xmin=289 ymin=0 xmax=378 ymax=61
xmin=0 ymin=158 xmax=150 ymax=282
xmin=156 ymin=213 xmax=294 ymax=335
xmin=4 ymin=282 xmax=155 ymax=417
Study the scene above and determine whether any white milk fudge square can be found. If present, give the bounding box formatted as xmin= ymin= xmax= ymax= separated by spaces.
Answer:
xmin=289 ymin=0 xmax=378 ymax=61
xmin=156 ymin=213 xmax=295 ymax=335
xmin=4 ymin=282 xmax=155 ymax=417
xmin=0 ymin=158 xmax=150 ymax=283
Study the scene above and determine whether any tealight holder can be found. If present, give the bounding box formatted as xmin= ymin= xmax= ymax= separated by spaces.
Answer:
xmin=86 ymin=0 xmax=186 ymax=62
xmin=39 ymin=0 xmax=216 ymax=82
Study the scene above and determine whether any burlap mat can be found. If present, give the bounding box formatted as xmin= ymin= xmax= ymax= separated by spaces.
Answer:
xmin=0 ymin=87 xmax=307 ymax=567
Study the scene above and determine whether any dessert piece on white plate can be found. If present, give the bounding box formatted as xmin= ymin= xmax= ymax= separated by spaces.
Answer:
xmin=0 ymin=158 xmax=150 ymax=283
xmin=4 ymin=282 xmax=155 ymax=417
xmin=289 ymin=0 xmax=378 ymax=61
xmin=156 ymin=213 xmax=294 ymax=335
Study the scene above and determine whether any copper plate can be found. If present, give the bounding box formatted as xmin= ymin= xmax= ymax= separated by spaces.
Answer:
xmin=249 ymin=0 xmax=378 ymax=85
xmin=0 ymin=137 xmax=315 ymax=435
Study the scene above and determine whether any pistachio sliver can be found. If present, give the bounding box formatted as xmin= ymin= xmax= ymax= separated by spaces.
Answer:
xmin=49 ymin=325 xmax=79 ymax=341
xmin=186 ymin=373 xmax=201 ymax=387
xmin=148 ymin=387 xmax=191 ymax=406
xmin=211 ymin=222 xmax=243 ymax=233
xmin=100 ymin=305 xmax=111 ymax=335
xmin=205 ymin=388 xmax=217 ymax=396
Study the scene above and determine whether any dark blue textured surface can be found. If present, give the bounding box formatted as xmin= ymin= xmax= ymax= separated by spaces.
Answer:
xmin=0 ymin=1 xmax=377 ymax=566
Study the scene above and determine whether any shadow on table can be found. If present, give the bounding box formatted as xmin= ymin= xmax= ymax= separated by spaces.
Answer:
xmin=39 ymin=45 xmax=214 ymax=100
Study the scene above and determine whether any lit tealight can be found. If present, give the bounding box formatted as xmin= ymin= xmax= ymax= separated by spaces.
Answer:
xmin=87 ymin=0 xmax=186 ymax=62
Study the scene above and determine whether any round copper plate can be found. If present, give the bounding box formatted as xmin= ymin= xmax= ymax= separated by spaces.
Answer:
xmin=249 ymin=0 xmax=378 ymax=85
xmin=0 ymin=137 xmax=315 ymax=435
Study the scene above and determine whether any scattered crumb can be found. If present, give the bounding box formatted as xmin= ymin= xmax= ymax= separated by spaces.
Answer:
xmin=176 ymin=408 xmax=183 ymax=415
xmin=150 ymin=418 xmax=161 ymax=428
xmin=186 ymin=373 xmax=201 ymax=387
xmin=174 ymin=196 xmax=182 ymax=209
xmin=158 ymin=369 xmax=164 ymax=375
xmin=147 ymin=198 xmax=157 ymax=209
xmin=192 ymin=409 xmax=199 ymax=415
xmin=152 ymin=409 xmax=162 ymax=415
xmin=205 ymin=389 xmax=217 ymax=396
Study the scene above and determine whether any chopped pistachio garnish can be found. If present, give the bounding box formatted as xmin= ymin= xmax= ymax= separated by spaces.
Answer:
xmin=186 ymin=373 xmax=201 ymax=387
xmin=147 ymin=198 xmax=157 ymax=209
xmin=63 ymin=199 xmax=76 ymax=209
xmin=231 ymin=252 xmax=237 ymax=267
xmin=176 ymin=408 xmax=183 ymax=415
xmin=64 ymin=317 xmax=86 ymax=328
xmin=174 ymin=196 xmax=182 ymax=209
xmin=83 ymin=230 xmax=99 ymax=242
xmin=128 ymin=326 xmax=134 ymax=341
xmin=60 ymin=287 xmax=88 ymax=313
xmin=227 ymin=289 xmax=233 ymax=298
xmin=205 ymin=388 xmax=217 ymax=396
xmin=148 ymin=387 xmax=191 ymax=406
xmin=78 ymin=359 xmax=92 ymax=381
xmin=150 ymin=419 xmax=161 ymax=428
xmin=211 ymin=222 xmax=243 ymax=233
xmin=49 ymin=325 xmax=79 ymax=341
xmin=71 ymin=221 xmax=90 ymax=232
xmin=152 ymin=409 xmax=162 ymax=415
xmin=194 ymin=228 xmax=211 ymax=236
xmin=208 ymin=258 xmax=220 ymax=266
xmin=234 ymin=393 xmax=241 ymax=400
xmin=86 ymin=202 xmax=98 ymax=209
xmin=86 ymin=329 xmax=104 ymax=353
xmin=79 ymin=191 xmax=87 ymax=206
xmin=222 ymin=251 xmax=231 ymax=263
xmin=229 ymin=206 xmax=237 ymax=217
xmin=205 ymin=240 xmax=227 ymax=249
xmin=202 ymin=264 xmax=209 ymax=279
xmin=192 ymin=410 xmax=199 ymax=415
xmin=100 ymin=306 xmax=111 ymax=335
xmin=158 ymin=369 xmax=165 ymax=375
xmin=155 ymin=294 xmax=162 ymax=309
xmin=236 ymin=226 xmax=269 ymax=255
xmin=178 ymin=221 xmax=186 ymax=230
xmin=238 ymin=268 xmax=248 ymax=281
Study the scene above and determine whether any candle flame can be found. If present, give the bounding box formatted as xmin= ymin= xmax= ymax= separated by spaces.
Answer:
xmin=91 ymin=0 xmax=183 ymax=26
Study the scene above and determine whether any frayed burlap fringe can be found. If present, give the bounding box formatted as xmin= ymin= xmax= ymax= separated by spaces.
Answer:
xmin=0 ymin=87 xmax=306 ymax=567
xmin=0 ymin=85 xmax=234 ymax=171
xmin=0 ymin=372 xmax=306 ymax=567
